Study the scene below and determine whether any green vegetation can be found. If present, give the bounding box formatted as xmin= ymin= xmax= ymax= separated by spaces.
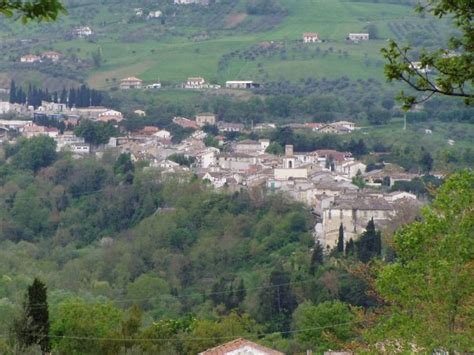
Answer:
xmin=0 ymin=128 xmax=472 ymax=353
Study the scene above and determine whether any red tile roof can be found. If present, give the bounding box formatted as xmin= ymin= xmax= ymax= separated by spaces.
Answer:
xmin=199 ymin=338 xmax=284 ymax=355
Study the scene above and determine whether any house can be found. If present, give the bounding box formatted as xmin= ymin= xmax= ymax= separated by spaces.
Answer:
xmin=333 ymin=120 xmax=356 ymax=130
xmin=195 ymin=113 xmax=216 ymax=126
xmin=410 ymin=61 xmax=432 ymax=74
xmin=120 ymin=77 xmax=143 ymax=89
xmin=174 ymin=0 xmax=209 ymax=4
xmin=185 ymin=77 xmax=206 ymax=89
xmin=134 ymin=8 xmax=143 ymax=16
xmin=225 ymin=81 xmax=260 ymax=89
xmin=147 ymin=10 xmax=162 ymax=19
xmin=348 ymin=33 xmax=369 ymax=41
xmin=134 ymin=109 xmax=146 ymax=117
xmin=42 ymin=51 xmax=60 ymax=62
xmin=173 ymin=116 xmax=199 ymax=130
xmin=73 ymin=26 xmax=93 ymax=38
xmin=321 ymin=194 xmax=394 ymax=249
xmin=303 ymin=32 xmax=320 ymax=43
xmin=22 ymin=123 xmax=59 ymax=138
xmin=217 ymin=121 xmax=244 ymax=133
xmin=97 ymin=110 xmax=123 ymax=122
xmin=199 ymin=338 xmax=284 ymax=355
xmin=135 ymin=126 xmax=160 ymax=136
xmin=218 ymin=153 xmax=257 ymax=171
xmin=253 ymin=123 xmax=276 ymax=131
xmin=20 ymin=54 xmax=41 ymax=63
xmin=73 ymin=106 xmax=109 ymax=119
xmin=339 ymin=161 xmax=366 ymax=179
xmin=234 ymin=139 xmax=265 ymax=154
xmin=155 ymin=130 xmax=171 ymax=139
xmin=54 ymin=132 xmax=86 ymax=152
xmin=145 ymin=82 xmax=161 ymax=89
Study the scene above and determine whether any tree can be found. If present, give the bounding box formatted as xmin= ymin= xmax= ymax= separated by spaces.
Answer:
xmin=91 ymin=48 xmax=102 ymax=68
xmin=12 ymin=278 xmax=50 ymax=353
xmin=11 ymin=136 xmax=57 ymax=172
xmin=292 ymin=301 xmax=355 ymax=353
xmin=265 ymin=141 xmax=284 ymax=155
xmin=51 ymin=299 xmax=122 ymax=354
xmin=419 ymin=151 xmax=433 ymax=173
xmin=381 ymin=1 xmax=473 ymax=108
xmin=0 ymin=0 xmax=66 ymax=22
xmin=356 ymin=218 xmax=381 ymax=263
xmin=371 ymin=171 xmax=474 ymax=352
xmin=9 ymin=80 xmax=16 ymax=103
xmin=309 ymin=241 xmax=324 ymax=275
xmin=258 ymin=267 xmax=297 ymax=332
xmin=337 ymin=223 xmax=344 ymax=254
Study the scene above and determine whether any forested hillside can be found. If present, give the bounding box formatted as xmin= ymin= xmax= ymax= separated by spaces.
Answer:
xmin=1 ymin=138 xmax=472 ymax=353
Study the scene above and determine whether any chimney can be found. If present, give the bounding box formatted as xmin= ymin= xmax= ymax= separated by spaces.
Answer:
xmin=285 ymin=144 xmax=294 ymax=157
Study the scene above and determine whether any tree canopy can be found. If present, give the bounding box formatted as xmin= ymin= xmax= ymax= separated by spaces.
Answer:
xmin=0 ymin=0 xmax=66 ymax=22
xmin=371 ymin=170 xmax=474 ymax=352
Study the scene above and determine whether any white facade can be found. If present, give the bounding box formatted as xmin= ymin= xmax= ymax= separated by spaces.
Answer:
xmin=348 ymin=33 xmax=369 ymax=41
xmin=155 ymin=130 xmax=171 ymax=139
xmin=303 ymin=32 xmax=320 ymax=43
xmin=20 ymin=54 xmax=41 ymax=63
xmin=274 ymin=168 xmax=308 ymax=180
xmin=185 ymin=77 xmax=206 ymax=89
xmin=73 ymin=26 xmax=93 ymax=38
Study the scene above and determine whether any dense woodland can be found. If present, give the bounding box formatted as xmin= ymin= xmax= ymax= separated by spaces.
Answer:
xmin=0 ymin=137 xmax=472 ymax=353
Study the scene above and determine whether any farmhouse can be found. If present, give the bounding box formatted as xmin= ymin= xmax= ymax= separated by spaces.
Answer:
xmin=42 ymin=51 xmax=61 ymax=62
xmin=20 ymin=54 xmax=41 ymax=63
xmin=225 ymin=81 xmax=260 ymax=89
xmin=145 ymin=82 xmax=161 ymax=89
xmin=195 ymin=113 xmax=216 ymax=126
xmin=73 ymin=26 xmax=93 ymax=38
xmin=147 ymin=10 xmax=162 ymax=18
xmin=217 ymin=121 xmax=244 ymax=133
xmin=348 ymin=33 xmax=369 ymax=41
xmin=120 ymin=77 xmax=143 ymax=89
xmin=97 ymin=110 xmax=124 ymax=122
xmin=185 ymin=77 xmax=206 ymax=89
xmin=173 ymin=116 xmax=199 ymax=130
xmin=174 ymin=0 xmax=209 ymax=4
xmin=303 ymin=32 xmax=320 ymax=43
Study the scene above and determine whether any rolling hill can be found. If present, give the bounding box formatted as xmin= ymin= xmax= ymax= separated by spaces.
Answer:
xmin=0 ymin=0 xmax=450 ymax=90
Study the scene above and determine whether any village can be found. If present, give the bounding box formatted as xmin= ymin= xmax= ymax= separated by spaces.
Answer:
xmin=0 ymin=98 xmax=421 ymax=252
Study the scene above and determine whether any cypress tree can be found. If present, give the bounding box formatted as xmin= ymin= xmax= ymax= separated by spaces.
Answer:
xmin=337 ymin=223 xmax=345 ymax=253
xmin=356 ymin=218 xmax=382 ymax=263
xmin=9 ymin=80 xmax=16 ymax=103
xmin=345 ymin=238 xmax=355 ymax=256
xmin=13 ymin=278 xmax=50 ymax=353
xmin=309 ymin=241 xmax=324 ymax=275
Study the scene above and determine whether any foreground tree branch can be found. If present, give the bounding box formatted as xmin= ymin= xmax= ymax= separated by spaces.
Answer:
xmin=0 ymin=0 xmax=66 ymax=22
xmin=382 ymin=0 xmax=473 ymax=109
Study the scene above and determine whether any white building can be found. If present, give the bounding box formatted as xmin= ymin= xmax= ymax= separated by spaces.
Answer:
xmin=20 ymin=54 xmax=41 ymax=63
xmin=348 ymin=33 xmax=369 ymax=41
xmin=73 ymin=26 xmax=93 ymax=38
xmin=303 ymin=32 xmax=320 ymax=43
xmin=225 ymin=81 xmax=260 ymax=89
xmin=147 ymin=10 xmax=162 ymax=18
xmin=155 ymin=130 xmax=171 ymax=139
xmin=185 ymin=77 xmax=206 ymax=89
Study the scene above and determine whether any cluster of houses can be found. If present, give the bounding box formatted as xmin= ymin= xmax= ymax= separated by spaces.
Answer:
xmin=0 ymin=99 xmax=420 ymax=251
xmin=119 ymin=76 xmax=260 ymax=91
xmin=302 ymin=32 xmax=370 ymax=43
xmin=20 ymin=51 xmax=61 ymax=64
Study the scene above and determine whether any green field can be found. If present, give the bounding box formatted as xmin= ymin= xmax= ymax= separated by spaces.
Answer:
xmin=0 ymin=0 xmax=449 ymax=89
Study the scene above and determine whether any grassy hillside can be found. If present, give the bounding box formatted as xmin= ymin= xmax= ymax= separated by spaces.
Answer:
xmin=0 ymin=0 xmax=450 ymax=89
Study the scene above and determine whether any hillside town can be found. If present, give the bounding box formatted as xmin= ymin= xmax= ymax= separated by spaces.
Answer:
xmin=0 ymin=99 xmax=421 ymax=251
